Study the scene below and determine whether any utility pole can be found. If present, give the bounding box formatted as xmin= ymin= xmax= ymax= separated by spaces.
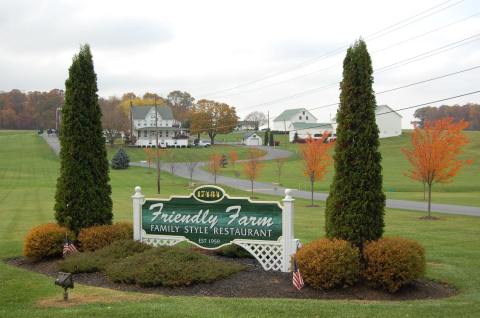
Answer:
xmin=267 ymin=110 xmax=270 ymax=148
xmin=130 ymin=101 xmax=134 ymax=145
xmin=154 ymin=97 xmax=161 ymax=194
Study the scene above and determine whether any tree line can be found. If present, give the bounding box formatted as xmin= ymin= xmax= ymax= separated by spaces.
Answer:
xmin=413 ymin=103 xmax=480 ymax=130
xmin=0 ymin=88 xmax=241 ymax=145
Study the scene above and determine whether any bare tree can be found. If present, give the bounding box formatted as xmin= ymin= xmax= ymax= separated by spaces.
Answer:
xmin=100 ymin=96 xmax=129 ymax=146
xmin=274 ymin=157 xmax=286 ymax=185
xmin=164 ymin=149 xmax=176 ymax=175
xmin=244 ymin=111 xmax=267 ymax=131
xmin=185 ymin=159 xmax=199 ymax=183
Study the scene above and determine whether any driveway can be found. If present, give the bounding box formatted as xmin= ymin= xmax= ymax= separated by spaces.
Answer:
xmin=43 ymin=134 xmax=480 ymax=217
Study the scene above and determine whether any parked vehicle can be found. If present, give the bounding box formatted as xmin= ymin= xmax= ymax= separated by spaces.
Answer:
xmin=197 ymin=140 xmax=211 ymax=147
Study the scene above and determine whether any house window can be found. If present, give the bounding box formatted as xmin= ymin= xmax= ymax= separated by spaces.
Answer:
xmin=166 ymin=131 xmax=169 ymax=137
xmin=302 ymin=111 xmax=305 ymax=115
xmin=143 ymin=131 xmax=147 ymax=137
xmin=299 ymin=116 xmax=302 ymax=120
xmin=159 ymin=131 xmax=162 ymax=137
xmin=314 ymin=134 xmax=321 ymax=137
xmin=306 ymin=116 xmax=309 ymax=120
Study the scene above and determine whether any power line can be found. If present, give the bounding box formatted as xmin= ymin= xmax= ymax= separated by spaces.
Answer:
xmin=192 ymin=90 xmax=480 ymax=133
xmin=236 ymin=34 xmax=480 ymax=112
xmin=214 ymin=11 xmax=480 ymax=100
xmin=307 ymin=65 xmax=480 ymax=111
xmin=198 ymin=0 xmax=465 ymax=98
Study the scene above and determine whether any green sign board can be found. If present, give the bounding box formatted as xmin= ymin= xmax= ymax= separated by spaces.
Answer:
xmin=141 ymin=185 xmax=283 ymax=249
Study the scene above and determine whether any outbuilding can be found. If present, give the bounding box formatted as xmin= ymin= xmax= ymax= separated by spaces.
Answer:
xmin=242 ymin=132 xmax=263 ymax=146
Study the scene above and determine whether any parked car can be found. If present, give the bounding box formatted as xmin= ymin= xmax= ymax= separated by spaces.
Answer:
xmin=197 ymin=140 xmax=211 ymax=147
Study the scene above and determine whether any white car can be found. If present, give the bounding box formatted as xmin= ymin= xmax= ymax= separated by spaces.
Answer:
xmin=197 ymin=140 xmax=211 ymax=147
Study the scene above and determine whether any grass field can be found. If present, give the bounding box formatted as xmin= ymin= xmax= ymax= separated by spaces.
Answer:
xmin=106 ymin=143 xmax=266 ymax=162
xmin=214 ymin=131 xmax=480 ymax=206
xmin=1 ymin=131 xmax=480 ymax=317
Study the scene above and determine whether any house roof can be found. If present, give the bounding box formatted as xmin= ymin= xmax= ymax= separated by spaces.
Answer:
xmin=273 ymin=108 xmax=316 ymax=121
xmin=131 ymin=105 xmax=174 ymax=120
xmin=137 ymin=126 xmax=186 ymax=131
xmin=290 ymin=122 xmax=333 ymax=130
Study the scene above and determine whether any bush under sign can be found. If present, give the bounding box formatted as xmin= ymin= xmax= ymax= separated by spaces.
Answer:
xmin=141 ymin=185 xmax=282 ymax=248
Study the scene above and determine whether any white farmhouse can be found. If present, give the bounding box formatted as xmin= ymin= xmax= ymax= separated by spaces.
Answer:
xmin=288 ymin=122 xmax=334 ymax=142
xmin=131 ymin=105 xmax=189 ymax=147
xmin=273 ymin=108 xmax=317 ymax=132
xmin=242 ymin=131 xmax=263 ymax=146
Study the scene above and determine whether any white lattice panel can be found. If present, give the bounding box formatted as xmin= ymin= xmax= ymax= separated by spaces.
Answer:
xmin=235 ymin=241 xmax=283 ymax=271
xmin=142 ymin=237 xmax=184 ymax=247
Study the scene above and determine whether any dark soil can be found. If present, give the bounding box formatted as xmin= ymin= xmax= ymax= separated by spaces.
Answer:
xmin=5 ymin=256 xmax=455 ymax=300
xmin=420 ymin=216 xmax=442 ymax=220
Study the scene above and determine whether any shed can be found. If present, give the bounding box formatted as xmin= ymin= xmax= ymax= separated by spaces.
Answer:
xmin=242 ymin=132 xmax=263 ymax=146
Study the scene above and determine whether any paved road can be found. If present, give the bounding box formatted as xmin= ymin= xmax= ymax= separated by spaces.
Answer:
xmin=43 ymin=134 xmax=480 ymax=217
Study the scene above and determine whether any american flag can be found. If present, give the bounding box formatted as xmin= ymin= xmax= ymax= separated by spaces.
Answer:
xmin=63 ymin=239 xmax=78 ymax=256
xmin=292 ymin=258 xmax=304 ymax=290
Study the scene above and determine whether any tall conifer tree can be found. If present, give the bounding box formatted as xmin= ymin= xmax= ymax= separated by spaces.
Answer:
xmin=325 ymin=39 xmax=385 ymax=247
xmin=55 ymin=45 xmax=112 ymax=233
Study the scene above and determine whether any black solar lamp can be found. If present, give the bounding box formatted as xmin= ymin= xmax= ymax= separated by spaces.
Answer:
xmin=55 ymin=272 xmax=74 ymax=301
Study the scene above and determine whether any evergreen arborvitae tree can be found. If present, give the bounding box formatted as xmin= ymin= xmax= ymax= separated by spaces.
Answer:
xmin=55 ymin=44 xmax=112 ymax=233
xmin=269 ymin=131 xmax=274 ymax=146
xmin=111 ymin=148 xmax=130 ymax=169
xmin=325 ymin=39 xmax=385 ymax=247
xmin=263 ymin=129 xmax=270 ymax=146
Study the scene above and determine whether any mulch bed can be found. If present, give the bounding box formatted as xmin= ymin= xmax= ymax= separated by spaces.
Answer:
xmin=5 ymin=255 xmax=455 ymax=300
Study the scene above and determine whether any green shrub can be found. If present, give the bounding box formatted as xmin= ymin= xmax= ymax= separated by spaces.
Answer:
xmin=23 ymin=223 xmax=75 ymax=260
xmin=111 ymin=148 xmax=130 ymax=169
xmin=78 ymin=222 xmax=133 ymax=251
xmin=295 ymin=238 xmax=360 ymax=289
xmin=362 ymin=237 xmax=426 ymax=293
xmin=216 ymin=244 xmax=253 ymax=258
xmin=106 ymin=246 xmax=245 ymax=287
xmin=58 ymin=240 xmax=151 ymax=273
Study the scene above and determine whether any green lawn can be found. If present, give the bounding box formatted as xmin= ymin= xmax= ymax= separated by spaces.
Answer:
xmin=106 ymin=144 xmax=266 ymax=163
xmin=1 ymin=131 xmax=480 ymax=317
xmin=215 ymin=131 xmax=480 ymax=206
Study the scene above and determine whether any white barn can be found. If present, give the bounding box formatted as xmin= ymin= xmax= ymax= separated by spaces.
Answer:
xmin=288 ymin=122 xmax=334 ymax=142
xmin=273 ymin=108 xmax=317 ymax=132
xmin=242 ymin=132 xmax=263 ymax=146
xmin=332 ymin=104 xmax=402 ymax=139
xmin=131 ymin=105 xmax=189 ymax=147
xmin=375 ymin=105 xmax=402 ymax=138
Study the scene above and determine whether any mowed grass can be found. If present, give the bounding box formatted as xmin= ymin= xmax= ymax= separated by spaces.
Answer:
xmin=216 ymin=131 xmax=480 ymax=206
xmin=1 ymin=131 xmax=480 ymax=317
xmin=106 ymin=143 xmax=266 ymax=162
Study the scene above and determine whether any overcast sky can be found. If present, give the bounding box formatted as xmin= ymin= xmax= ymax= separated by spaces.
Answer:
xmin=1 ymin=0 xmax=479 ymax=127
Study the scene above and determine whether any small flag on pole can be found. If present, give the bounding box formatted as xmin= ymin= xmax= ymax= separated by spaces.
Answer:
xmin=63 ymin=238 xmax=78 ymax=256
xmin=292 ymin=258 xmax=304 ymax=290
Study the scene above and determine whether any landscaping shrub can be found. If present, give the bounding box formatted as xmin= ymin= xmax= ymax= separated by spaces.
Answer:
xmin=23 ymin=223 xmax=75 ymax=260
xmin=106 ymin=246 xmax=245 ymax=287
xmin=78 ymin=222 xmax=133 ymax=251
xmin=295 ymin=238 xmax=360 ymax=289
xmin=362 ymin=237 xmax=426 ymax=293
xmin=111 ymin=148 xmax=130 ymax=169
xmin=216 ymin=244 xmax=253 ymax=258
xmin=58 ymin=239 xmax=151 ymax=273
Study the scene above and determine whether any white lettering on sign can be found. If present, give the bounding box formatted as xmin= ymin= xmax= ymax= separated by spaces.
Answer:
xmin=149 ymin=204 xmax=274 ymax=229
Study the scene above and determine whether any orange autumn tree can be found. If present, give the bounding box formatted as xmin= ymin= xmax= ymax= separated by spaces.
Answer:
xmin=242 ymin=149 xmax=264 ymax=197
xmin=301 ymin=134 xmax=334 ymax=206
xmin=208 ymin=153 xmax=223 ymax=184
xmin=144 ymin=148 xmax=155 ymax=168
xmin=402 ymin=117 xmax=471 ymax=218
xmin=229 ymin=150 xmax=238 ymax=168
